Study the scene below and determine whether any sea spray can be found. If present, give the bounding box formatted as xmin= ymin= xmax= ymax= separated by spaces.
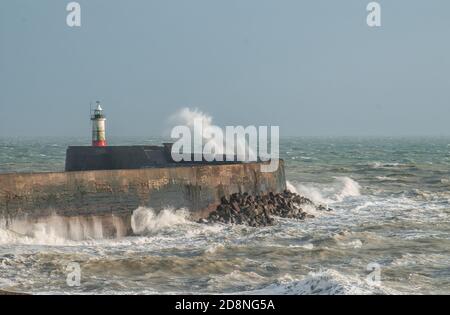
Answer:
xmin=168 ymin=107 xmax=256 ymax=160
xmin=0 ymin=214 xmax=127 ymax=244
xmin=240 ymin=270 xmax=396 ymax=295
xmin=335 ymin=177 xmax=361 ymax=201
xmin=131 ymin=207 xmax=190 ymax=234
xmin=287 ymin=177 xmax=361 ymax=205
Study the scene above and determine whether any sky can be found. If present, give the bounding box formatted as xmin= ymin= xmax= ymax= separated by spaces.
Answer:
xmin=0 ymin=0 xmax=449 ymax=137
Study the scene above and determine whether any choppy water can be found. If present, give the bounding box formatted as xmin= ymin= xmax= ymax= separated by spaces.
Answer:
xmin=1 ymin=137 xmax=450 ymax=295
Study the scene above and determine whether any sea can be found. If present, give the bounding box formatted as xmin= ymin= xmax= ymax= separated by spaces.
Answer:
xmin=1 ymin=136 xmax=450 ymax=295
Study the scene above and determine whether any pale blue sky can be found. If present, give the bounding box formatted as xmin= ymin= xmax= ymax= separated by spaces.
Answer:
xmin=1 ymin=0 xmax=449 ymax=137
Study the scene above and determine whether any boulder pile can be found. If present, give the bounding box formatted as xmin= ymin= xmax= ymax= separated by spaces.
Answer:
xmin=202 ymin=190 xmax=330 ymax=227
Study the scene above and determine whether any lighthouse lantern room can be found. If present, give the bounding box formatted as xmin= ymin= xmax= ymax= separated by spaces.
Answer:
xmin=91 ymin=101 xmax=107 ymax=147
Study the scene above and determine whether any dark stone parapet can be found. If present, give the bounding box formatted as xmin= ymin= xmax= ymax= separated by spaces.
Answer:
xmin=65 ymin=145 xmax=172 ymax=171
xmin=65 ymin=145 xmax=251 ymax=172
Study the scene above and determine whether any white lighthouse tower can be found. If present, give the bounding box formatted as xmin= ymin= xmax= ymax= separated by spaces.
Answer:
xmin=91 ymin=101 xmax=107 ymax=147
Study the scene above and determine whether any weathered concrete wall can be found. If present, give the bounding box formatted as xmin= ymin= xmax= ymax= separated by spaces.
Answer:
xmin=0 ymin=162 xmax=285 ymax=236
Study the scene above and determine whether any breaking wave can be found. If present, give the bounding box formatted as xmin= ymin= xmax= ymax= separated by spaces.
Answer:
xmin=131 ymin=207 xmax=190 ymax=235
xmin=0 ymin=215 xmax=127 ymax=245
xmin=207 ymin=270 xmax=267 ymax=291
xmin=0 ymin=207 xmax=193 ymax=245
xmin=243 ymin=270 xmax=398 ymax=295
xmin=168 ymin=107 xmax=254 ymax=159
xmin=287 ymin=177 xmax=361 ymax=205
xmin=368 ymin=162 xmax=414 ymax=169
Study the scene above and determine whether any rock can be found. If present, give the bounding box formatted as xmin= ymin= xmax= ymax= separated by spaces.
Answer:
xmin=231 ymin=201 xmax=241 ymax=213
xmin=202 ymin=189 xmax=328 ymax=227
xmin=221 ymin=196 xmax=229 ymax=204
xmin=317 ymin=205 xmax=333 ymax=211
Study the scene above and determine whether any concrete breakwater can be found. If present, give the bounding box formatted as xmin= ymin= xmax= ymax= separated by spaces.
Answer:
xmin=0 ymin=161 xmax=286 ymax=237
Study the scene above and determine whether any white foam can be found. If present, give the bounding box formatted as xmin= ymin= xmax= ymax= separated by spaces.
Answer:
xmin=288 ymin=243 xmax=314 ymax=250
xmin=207 ymin=270 xmax=267 ymax=291
xmin=205 ymin=243 xmax=225 ymax=254
xmin=131 ymin=207 xmax=190 ymax=235
xmin=287 ymin=177 xmax=361 ymax=205
xmin=168 ymin=107 xmax=254 ymax=159
xmin=243 ymin=270 xmax=397 ymax=295
xmin=296 ymin=183 xmax=332 ymax=204
xmin=335 ymin=177 xmax=361 ymax=201
xmin=391 ymin=253 xmax=450 ymax=268
xmin=376 ymin=176 xmax=398 ymax=181
xmin=0 ymin=215 xmax=126 ymax=245
xmin=286 ymin=181 xmax=298 ymax=193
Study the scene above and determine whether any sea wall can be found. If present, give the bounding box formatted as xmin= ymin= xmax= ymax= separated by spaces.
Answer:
xmin=0 ymin=162 xmax=285 ymax=236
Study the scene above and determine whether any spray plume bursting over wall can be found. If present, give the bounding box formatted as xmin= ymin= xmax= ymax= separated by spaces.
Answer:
xmin=169 ymin=108 xmax=280 ymax=172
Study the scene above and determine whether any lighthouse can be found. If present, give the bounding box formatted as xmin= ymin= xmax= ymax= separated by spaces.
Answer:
xmin=91 ymin=101 xmax=107 ymax=147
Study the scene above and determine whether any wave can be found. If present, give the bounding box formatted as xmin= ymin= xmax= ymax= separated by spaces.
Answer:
xmin=0 ymin=206 xmax=229 ymax=247
xmin=131 ymin=207 xmax=190 ymax=235
xmin=287 ymin=177 xmax=361 ymax=205
xmin=288 ymin=243 xmax=314 ymax=250
xmin=391 ymin=253 xmax=450 ymax=268
xmin=207 ymin=270 xmax=267 ymax=291
xmin=285 ymin=181 xmax=298 ymax=194
xmin=168 ymin=107 xmax=255 ymax=159
xmin=376 ymin=176 xmax=398 ymax=182
xmin=243 ymin=270 xmax=397 ymax=295
xmin=0 ymin=214 xmax=127 ymax=245
xmin=0 ymin=206 xmax=194 ymax=245
xmin=368 ymin=162 xmax=416 ymax=170
xmin=204 ymin=243 xmax=225 ymax=254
